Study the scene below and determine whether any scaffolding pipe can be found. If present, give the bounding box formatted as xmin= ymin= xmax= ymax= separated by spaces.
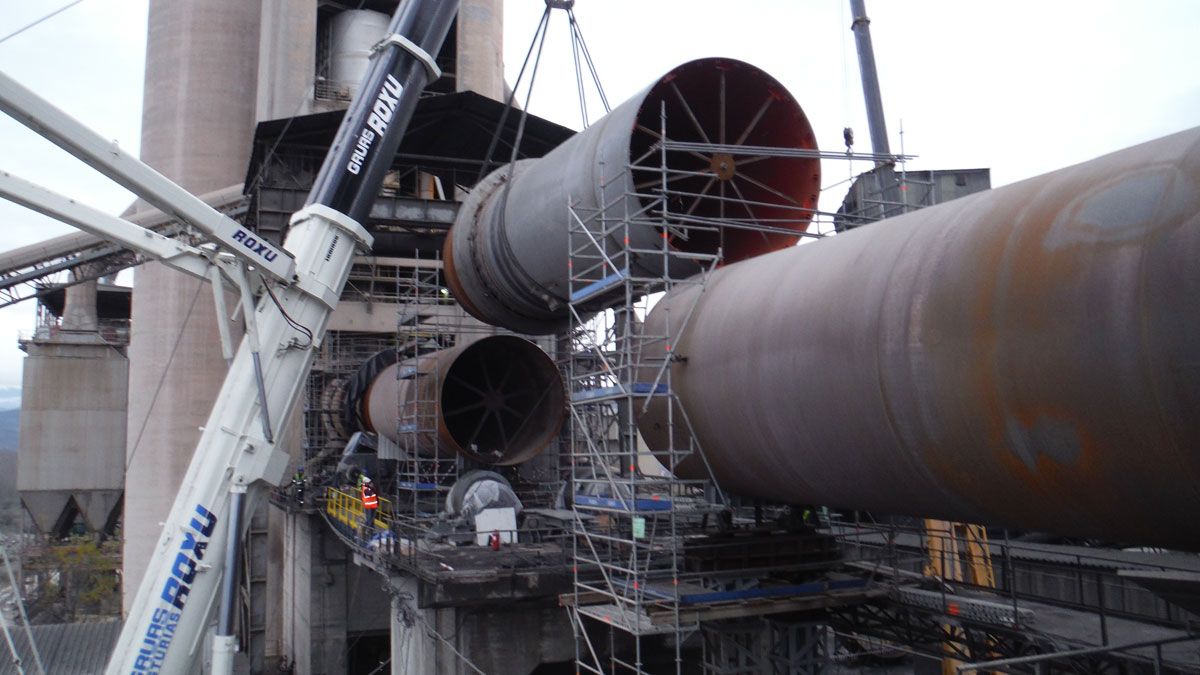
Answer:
xmin=639 ymin=127 xmax=1200 ymax=549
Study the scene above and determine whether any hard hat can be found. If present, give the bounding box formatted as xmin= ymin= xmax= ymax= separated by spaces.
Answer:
xmin=362 ymin=476 xmax=372 ymax=484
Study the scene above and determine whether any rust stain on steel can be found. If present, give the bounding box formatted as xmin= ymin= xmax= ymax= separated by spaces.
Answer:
xmin=639 ymin=128 xmax=1200 ymax=548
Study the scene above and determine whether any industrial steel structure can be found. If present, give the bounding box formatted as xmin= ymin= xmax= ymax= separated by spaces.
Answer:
xmin=1 ymin=1 xmax=1199 ymax=674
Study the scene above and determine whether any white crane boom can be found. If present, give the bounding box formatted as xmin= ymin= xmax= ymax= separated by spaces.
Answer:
xmin=0 ymin=0 xmax=460 ymax=671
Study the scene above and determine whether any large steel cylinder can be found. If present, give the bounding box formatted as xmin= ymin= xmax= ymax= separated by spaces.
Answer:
xmin=445 ymin=57 xmax=821 ymax=334
xmin=639 ymin=127 xmax=1200 ymax=549
xmin=352 ymin=336 xmax=565 ymax=465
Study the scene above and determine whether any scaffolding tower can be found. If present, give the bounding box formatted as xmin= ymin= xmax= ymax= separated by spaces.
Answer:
xmin=564 ymin=104 xmax=836 ymax=674
xmin=390 ymin=252 xmax=463 ymax=566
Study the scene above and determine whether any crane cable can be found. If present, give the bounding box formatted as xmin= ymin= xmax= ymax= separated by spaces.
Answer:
xmin=566 ymin=6 xmax=610 ymax=128
xmin=474 ymin=4 xmax=553 ymax=184
xmin=476 ymin=2 xmax=610 ymax=183
xmin=125 ymin=278 xmax=208 ymax=472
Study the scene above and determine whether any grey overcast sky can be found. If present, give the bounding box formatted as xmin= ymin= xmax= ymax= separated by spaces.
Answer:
xmin=0 ymin=0 xmax=1197 ymax=396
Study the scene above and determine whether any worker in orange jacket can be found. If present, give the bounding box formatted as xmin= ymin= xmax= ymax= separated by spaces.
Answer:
xmin=361 ymin=475 xmax=379 ymax=528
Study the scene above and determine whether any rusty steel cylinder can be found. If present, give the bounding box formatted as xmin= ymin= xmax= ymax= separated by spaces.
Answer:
xmin=639 ymin=127 xmax=1200 ymax=548
xmin=445 ymin=57 xmax=821 ymax=335
xmin=357 ymin=336 xmax=565 ymax=465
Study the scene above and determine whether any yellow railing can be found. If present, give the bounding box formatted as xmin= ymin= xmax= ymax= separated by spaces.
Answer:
xmin=324 ymin=486 xmax=394 ymax=531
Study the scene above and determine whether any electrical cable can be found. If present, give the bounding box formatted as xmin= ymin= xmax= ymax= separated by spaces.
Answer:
xmin=0 ymin=0 xmax=85 ymax=46
xmin=399 ymin=593 xmax=487 ymax=675
xmin=260 ymin=275 xmax=314 ymax=348
xmin=364 ymin=657 xmax=392 ymax=675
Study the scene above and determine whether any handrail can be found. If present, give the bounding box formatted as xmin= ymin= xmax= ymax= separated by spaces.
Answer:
xmin=324 ymin=486 xmax=395 ymax=530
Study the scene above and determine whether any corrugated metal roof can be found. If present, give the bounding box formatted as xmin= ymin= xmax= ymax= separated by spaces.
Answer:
xmin=0 ymin=619 xmax=120 ymax=675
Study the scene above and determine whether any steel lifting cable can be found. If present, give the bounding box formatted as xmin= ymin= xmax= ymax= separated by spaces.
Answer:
xmin=568 ymin=12 xmax=590 ymax=128
xmin=476 ymin=2 xmax=611 ymax=182
xmin=566 ymin=6 xmax=610 ymax=126
xmin=474 ymin=4 xmax=554 ymax=183
xmin=479 ymin=1 xmax=617 ymax=286
xmin=472 ymin=9 xmax=556 ymax=309
xmin=504 ymin=11 xmax=553 ymax=173
xmin=839 ymin=0 xmax=857 ymax=189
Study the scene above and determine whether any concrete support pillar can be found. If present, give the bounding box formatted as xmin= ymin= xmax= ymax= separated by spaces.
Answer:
xmin=389 ymin=575 xmax=575 ymax=675
xmin=281 ymin=512 xmax=349 ymax=675
xmin=262 ymin=413 xmax=303 ymax=670
xmin=389 ymin=576 xmax=457 ymax=675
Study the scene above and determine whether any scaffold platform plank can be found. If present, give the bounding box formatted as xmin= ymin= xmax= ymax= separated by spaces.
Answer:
xmin=567 ymin=583 xmax=885 ymax=635
xmin=665 ymin=585 xmax=887 ymax=625
xmin=677 ymin=578 xmax=868 ymax=605
xmin=571 ymin=382 xmax=669 ymax=403
xmin=395 ymin=480 xmax=440 ymax=491
xmin=575 ymin=603 xmax=698 ymax=636
xmin=570 ymin=270 xmax=630 ymax=304
xmin=574 ymin=493 xmax=673 ymax=512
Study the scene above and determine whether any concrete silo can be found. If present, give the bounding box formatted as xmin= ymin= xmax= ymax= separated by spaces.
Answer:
xmin=18 ymin=280 xmax=128 ymax=539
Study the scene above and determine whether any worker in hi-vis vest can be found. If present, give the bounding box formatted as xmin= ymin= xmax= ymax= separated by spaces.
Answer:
xmin=361 ymin=475 xmax=379 ymax=528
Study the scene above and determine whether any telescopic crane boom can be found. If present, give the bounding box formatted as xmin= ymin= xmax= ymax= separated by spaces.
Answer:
xmin=0 ymin=0 xmax=459 ymax=672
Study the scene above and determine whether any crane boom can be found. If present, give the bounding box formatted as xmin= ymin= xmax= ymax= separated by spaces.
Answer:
xmin=0 ymin=70 xmax=295 ymax=284
xmin=0 ymin=0 xmax=459 ymax=672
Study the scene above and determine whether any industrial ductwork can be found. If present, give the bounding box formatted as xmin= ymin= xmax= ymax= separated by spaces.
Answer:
xmin=346 ymin=336 xmax=565 ymax=465
xmin=639 ymin=127 xmax=1200 ymax=549
xmin=445 ymin=57 xmax=821 ymax=334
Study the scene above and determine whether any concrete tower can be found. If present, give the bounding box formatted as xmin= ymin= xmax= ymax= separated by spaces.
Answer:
xmin=123 ymin=0 xmax=263 ymax=611
xmin=457 ymin=0 xmax=506 ymax=101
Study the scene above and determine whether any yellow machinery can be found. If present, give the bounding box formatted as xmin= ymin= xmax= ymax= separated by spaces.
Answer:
xmin=924 ymin=519 xmax=997 ymax=674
